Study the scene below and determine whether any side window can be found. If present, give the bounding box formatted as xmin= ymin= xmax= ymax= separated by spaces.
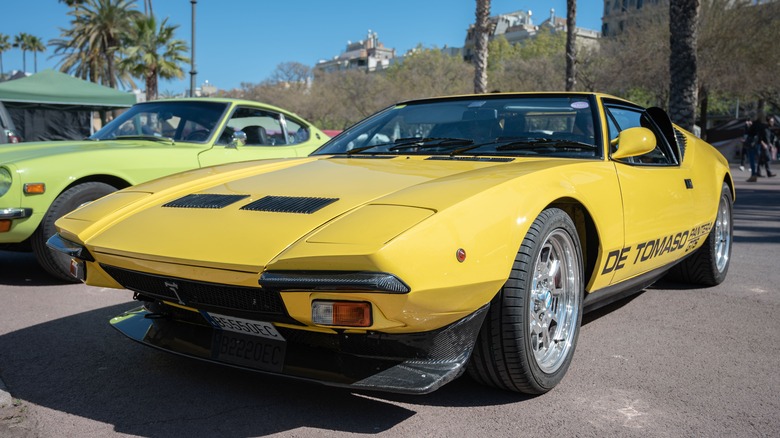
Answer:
xmin=605 ymin=105 xmax=675 ymax=165
xmin=218 ymin=107 xmax=285 ymax=146
xmin=283 ymin=116 xmax=310 ymax=144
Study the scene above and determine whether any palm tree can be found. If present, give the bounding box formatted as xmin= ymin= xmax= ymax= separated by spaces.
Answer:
xmin=473 ymin=0 xmax=491 ymax=94
xmin=13 ymin=33 xmax=31 ymax=72
xmin=119 ymin=15 xmax=189 ymax=101
xmin=668 ymin=0 xmax=700 ymax=131
xmin=565 ymin=0 xmax=577 ymax=91
xmin=50 ymin=0 xmax=140 ymax=87
xmin=0 ymin=33 xmax=10 ymax=79
xmin=27 ymin=35 xmax=46 ymax=73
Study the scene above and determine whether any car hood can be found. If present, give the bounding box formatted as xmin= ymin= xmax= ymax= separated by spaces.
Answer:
xmin=0 ymin=139 xmax=180 ymax=164
xmin=61 ymin=155 xmax=561 ymax=271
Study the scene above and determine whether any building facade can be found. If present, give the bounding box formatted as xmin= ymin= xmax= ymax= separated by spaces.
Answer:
xmin=314 ymin=31 xmax=396 ymax=74
xmin=601 ymin=0 xmax=665 ymax=36
xmin=463 ymin=9 xmax=600 ymax=62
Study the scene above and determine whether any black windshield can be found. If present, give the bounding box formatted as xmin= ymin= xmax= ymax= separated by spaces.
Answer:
xmin=313 ymin=95 xmax=602 ymax=159
xmin=90 ymin=101 xmax=229 ymax=143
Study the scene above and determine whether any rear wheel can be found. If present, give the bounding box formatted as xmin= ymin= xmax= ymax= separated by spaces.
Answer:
xmin=32 ymin=182 xmax=117 ymax=282
xmin=666 ymin=182 xmax=733 ymax=286
xmin=468 ymin=208 xmax=584 ymax=394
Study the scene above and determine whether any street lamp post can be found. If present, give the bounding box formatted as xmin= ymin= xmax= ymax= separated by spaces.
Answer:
xmin=189 ymin=0 xmax=197 ymax=97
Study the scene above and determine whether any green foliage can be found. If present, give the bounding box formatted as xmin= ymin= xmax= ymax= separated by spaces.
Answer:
xmin=622 ymin=88 xmax=658 ymax=108
xmin=487 ymin=36 xmax=518 ymax=72
xmin=517 ymin=31 xmax=566 ymax=59
xmin=50 ymin=0 xmax=140 ymax=87
xmin=118 ymin=15 xmax=189 ymax=101
xmin=384 ymin=48 xmax=473 ymax=101
xmin=0 ymin=33 xmax=12 ymax=78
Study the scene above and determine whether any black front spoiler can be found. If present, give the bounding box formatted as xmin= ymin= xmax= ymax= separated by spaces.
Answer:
xmin=110 ymin=304 xmax=488 ymax=394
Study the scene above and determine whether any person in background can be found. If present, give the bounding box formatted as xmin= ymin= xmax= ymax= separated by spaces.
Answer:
xmin=768 ymin=116 xmax=779 ymax=162
xmin=747 ymin=112 xmax=775 ymax=182
xmin=739 ymin=120 xmax=752 ymax=172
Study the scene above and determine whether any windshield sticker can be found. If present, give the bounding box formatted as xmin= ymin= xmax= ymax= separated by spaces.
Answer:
xmin=467 ymin=101 xmax=487 ymax=108
xmin=571 ymin=101 xmax=589 ymax=109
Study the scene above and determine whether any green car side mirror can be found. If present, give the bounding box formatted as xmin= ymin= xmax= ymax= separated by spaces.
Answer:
xmin=228 ymin=130 xmax=247 ymax=149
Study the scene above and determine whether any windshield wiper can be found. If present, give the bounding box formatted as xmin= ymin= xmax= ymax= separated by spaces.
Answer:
xmin=114 ymin=135 xmax=175 ymax=145
xmin=345 ymin=137 xmax=473 ymax=155
xmin=388 ymin=137 xmax=473 ymax=151
xmin=495 ymin=138 xmax=596 ymax=151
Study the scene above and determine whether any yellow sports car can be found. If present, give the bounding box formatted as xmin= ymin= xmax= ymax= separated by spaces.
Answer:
xmin=49 ymin=93 xmax=733 ymax=394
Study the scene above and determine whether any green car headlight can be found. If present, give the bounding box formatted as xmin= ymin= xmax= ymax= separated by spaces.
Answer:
xmin=0 ymin=167 xmax=12 ymax=198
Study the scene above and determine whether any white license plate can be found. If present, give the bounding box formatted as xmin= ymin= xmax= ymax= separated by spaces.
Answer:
xmin=205 ymin=312 xmax=285 ymax=341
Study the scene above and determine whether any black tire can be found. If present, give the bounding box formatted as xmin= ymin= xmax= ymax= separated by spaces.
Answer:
xmin=666 ymin=182 xmax=733 ymax=286
xmin=31 ymin=182 xmax=117 ymax=282
xmin=468 ymin=208 xmax=584 ymax=394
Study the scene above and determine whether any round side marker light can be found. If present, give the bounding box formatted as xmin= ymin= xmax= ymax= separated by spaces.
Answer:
xmin=456 ymin=248 xmax=466 ymax=263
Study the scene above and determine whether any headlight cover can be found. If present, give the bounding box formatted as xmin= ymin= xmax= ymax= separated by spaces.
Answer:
xmin=0 ymin=167 xmax=12 ymax=198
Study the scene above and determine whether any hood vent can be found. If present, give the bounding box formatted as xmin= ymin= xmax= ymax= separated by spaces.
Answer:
xmin=240 ymin=196 xmax=338 ymax=214
xmin=163 ymin=194 xmax=250 ymax=209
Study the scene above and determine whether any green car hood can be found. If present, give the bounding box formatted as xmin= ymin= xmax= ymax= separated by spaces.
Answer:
xmin=0 ymin=139 xmax=184 ymax=165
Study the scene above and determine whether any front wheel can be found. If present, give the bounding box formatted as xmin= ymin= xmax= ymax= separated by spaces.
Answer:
xmin=468 ymin=208 xmax=584 ymax=394
xmin=31 ymin=182 xmax=117 ymax=282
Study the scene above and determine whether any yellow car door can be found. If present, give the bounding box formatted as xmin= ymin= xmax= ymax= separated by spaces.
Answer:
xmin=602 ymin=102 xmax=695 ymax=283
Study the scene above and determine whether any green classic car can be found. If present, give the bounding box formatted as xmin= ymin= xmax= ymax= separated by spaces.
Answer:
xmin=0 ymin=98 xmax=330 ymax=280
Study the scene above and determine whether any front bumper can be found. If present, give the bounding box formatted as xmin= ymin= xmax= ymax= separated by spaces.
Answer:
xmin=0 ymin=208 xmax=32 ymax=220
xmin=110 ymin=303 xmax=488 ymax=394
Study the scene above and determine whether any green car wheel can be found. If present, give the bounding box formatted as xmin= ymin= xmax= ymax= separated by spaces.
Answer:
xmin=32 ymin=182 xmax=117 ymax=282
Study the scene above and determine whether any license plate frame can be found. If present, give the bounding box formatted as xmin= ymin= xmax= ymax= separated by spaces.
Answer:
xmin=204 ymin=312 xmax=285 ymax=341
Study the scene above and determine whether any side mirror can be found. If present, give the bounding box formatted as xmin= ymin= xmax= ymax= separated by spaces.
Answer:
xmin=611 ymin=127 xmax=657 ymax=160
xmin=228 ymin=130 xmax=247 ymax=148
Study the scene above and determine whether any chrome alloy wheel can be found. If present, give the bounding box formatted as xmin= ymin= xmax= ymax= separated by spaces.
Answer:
xmin=714 ymin=192 xmax=732 ymax=273
xmin=529 ymin=229 xmax=581 ymax=374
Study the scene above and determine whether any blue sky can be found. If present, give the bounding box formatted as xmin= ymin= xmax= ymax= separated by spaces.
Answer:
xmin=1 ymin=0 xmax=604 ymax=94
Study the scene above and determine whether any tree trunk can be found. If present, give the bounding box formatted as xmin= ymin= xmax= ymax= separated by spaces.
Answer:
xmin=565 ymin=0 xmax=577 ymax=91
xmin=146 ymin=71 xmax=158 ymax=101
xmin=668 ymin=0 xmax=700 ymax=131
xmin=473 ymin=0 xmax=491 ymax=94
xmin=699 ymin=84 xmax=708 ymax=140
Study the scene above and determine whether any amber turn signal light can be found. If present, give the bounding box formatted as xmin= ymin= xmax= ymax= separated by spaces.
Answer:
xmin=23 ymin=183 xmax=46 ymax=194
xmin=312 ymin=300 xmax=372 ymax=327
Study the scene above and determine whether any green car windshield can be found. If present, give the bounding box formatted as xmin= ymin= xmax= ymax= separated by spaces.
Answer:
xmin=314 ymin=95 xmax=602 ymax=159
xmin=90 ymin=101 xmax=229 ymax=143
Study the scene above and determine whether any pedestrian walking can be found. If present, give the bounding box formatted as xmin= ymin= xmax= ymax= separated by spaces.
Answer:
xmin=740 ymin=119 xmax=753 ymax=172
xmin=747 ymin=113 xmax=776 ymax=182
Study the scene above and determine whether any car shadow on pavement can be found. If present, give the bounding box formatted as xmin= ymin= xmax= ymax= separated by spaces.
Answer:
xmin=0 ymin=301 xmax=534 ymax=436
xmin=0 ymin=250 xmax=68 ymax=287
